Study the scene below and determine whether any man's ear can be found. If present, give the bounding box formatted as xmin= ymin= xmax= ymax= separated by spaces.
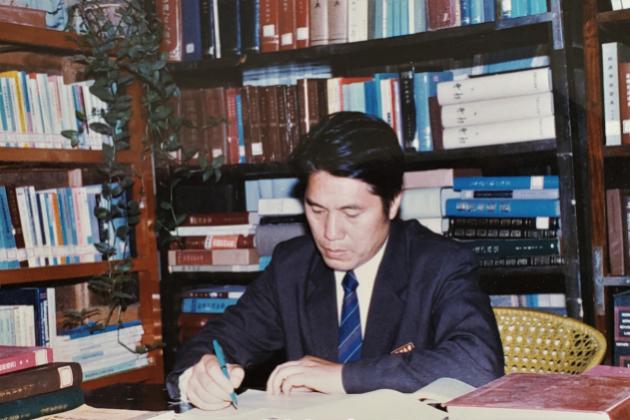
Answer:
xmin=389 ymin=192 xmax=402 ymax=220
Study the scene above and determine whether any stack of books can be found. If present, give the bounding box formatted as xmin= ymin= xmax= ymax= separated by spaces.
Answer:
xmin=399 ymin=168 xmax=481 ymax=234
xmin=169 ymin=211 xmax=261 ymax=273
xmin=178 ymin=285 xmax=247 ymax=343
xmin=436 ymin=67 xmax=556 ymax=149
xmin=0 ymin=345 xmax=84 ymax=419
xmin=445 ymin=175 xmax=562 ymax=268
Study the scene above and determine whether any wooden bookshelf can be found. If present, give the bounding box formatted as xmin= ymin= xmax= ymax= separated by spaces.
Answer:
xmin=0 ymin=24 xmax=164 ymax=385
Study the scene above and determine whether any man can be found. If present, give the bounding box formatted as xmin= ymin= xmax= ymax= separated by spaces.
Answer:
xmin=166 ymin=112 xmax=504 ymax=410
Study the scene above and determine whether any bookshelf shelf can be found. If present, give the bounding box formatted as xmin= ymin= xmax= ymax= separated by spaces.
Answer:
xmin=603 ymin=145 xmax=630 ymax=158
xmin=169 ymin=14 xmax=554 ymax=73
xmin=0 ymin=148 xmax=137 ymax=165
xmin=0 ymin=258 xmax=152 ymax=285
xmin=0 ymin=23 xmax=80 ymax=52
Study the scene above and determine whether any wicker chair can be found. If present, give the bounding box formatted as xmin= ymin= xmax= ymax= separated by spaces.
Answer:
xmin=493 ymin=307 xmax=607 ymax=374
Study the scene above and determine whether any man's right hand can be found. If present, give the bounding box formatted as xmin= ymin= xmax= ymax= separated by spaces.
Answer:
xmin=186 ymin=354 xmax=245 ymax=410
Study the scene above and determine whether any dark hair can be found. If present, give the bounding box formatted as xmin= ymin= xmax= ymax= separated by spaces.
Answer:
xmin=290 ymin=111 xmax=404 ymax=215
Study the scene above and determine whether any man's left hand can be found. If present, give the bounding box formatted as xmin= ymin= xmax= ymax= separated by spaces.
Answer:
xmin=266 ymin=355 xmax=345 ymax=395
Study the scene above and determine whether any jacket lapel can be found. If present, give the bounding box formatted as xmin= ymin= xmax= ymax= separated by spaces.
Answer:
xmin=304 ymin=254 xmax=339 ymax=361
xmin=362 ymin=220 xmax=409 ymax=358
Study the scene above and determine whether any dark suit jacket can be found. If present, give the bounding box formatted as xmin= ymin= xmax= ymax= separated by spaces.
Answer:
xmin=166 ymin=219 xmax=504 ymax=399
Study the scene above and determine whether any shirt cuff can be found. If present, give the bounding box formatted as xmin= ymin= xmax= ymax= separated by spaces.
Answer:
xmin=178 ymin=366 xmax=194 ymax=404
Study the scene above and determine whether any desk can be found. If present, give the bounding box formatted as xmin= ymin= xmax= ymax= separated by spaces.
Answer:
xmin=84 ymin=383 xmax=171 ymax=412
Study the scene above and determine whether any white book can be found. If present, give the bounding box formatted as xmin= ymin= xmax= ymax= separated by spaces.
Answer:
xmin=258 ymin=197 xmax=304 ymax=215
xmin=611 ymin=0 xmax=623 ymax=10
xmin=46 ymin=286 xmax=57 ymax=340
xmin=441 ymin=92 xmax=555 ymax=128
xmin=400 ymin=187 xmax=460 ymax=219
xmin=437 ymin=67 xmax=552 ymax=106
xmin=27 ymin=186 xmax=45 ymax=266
xmin=459 ymin=188 xmax=560 ymax=199
xmin=602 ymin=42 xmax=622 ymax=146
xmin=174 ymin=224 xmax=257 ymax=237
xmin=442 ymin=115 xmax=556 ymax=149
xmin=348 ymin=0 xmax=368 ymax=42
xmin=326 ymin=78 xmax=342 ymax=114
xmin=15 ymin=186 xmax=36 ymax=267
xmin=168 ymin=263 xmax=261 ymax=273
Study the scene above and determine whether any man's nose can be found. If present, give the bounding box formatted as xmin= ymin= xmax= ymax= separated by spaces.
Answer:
xmin=324 ymin=213 xmax=344 ymax=241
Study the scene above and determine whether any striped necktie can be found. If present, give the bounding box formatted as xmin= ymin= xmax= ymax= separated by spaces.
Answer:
xmin=338 ymin=270 xmax=362 ymax=363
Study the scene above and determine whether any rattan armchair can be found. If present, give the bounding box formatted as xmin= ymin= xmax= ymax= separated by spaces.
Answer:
xmin=493 ymin=307 xmax=606 ymax=374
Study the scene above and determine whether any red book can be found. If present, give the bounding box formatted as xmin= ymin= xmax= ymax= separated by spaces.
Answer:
xmin=156 ymin=0 xmax=183 ymax=61
xmin=618 ymin=62 xmax=630 ymax=145
xmin=243 ymin=86 xmax=265 ymax=163
xmin=0 ymin=345 xmax=53 ymax=375
xmin=295 ymin=0 xmax=310 ymax=48
xmin=260 ymin=0 xmax=280 ymax=52
xmin=168 ymin=248 xmax=259 ymax=265
xmin=426 ymin=0 xmax=460 ymax=31
xmin=447 ymin=373 xmax=630 ymax=420
xmin=224 ymin=87 xmax=241 ymax=164
xmin=202 ymin=87 xmax=229 ymax=163
xmin=279 ymin=0 xmax=296 ymax=50
xmin=184 ymin=211 xmax=259 ymax=226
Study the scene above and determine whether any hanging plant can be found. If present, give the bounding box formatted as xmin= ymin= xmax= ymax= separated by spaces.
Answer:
xmin=64 ymin=0 xmax=221 ymax=351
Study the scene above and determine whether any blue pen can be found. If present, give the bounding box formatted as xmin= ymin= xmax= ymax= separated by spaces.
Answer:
xmin=212 ymin=339 xmax=239 ymax=409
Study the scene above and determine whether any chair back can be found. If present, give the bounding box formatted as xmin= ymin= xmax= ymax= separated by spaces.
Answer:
xmin=493 ymin=307 xmax=606 ymax=374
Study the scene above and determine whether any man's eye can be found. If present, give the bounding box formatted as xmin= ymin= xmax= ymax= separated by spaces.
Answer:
xmin=344 ymin=211 xmax=360 ymax=218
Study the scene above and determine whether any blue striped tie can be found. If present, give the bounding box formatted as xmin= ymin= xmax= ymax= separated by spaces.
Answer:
xmin=338 ymin=271 xmax=362 ymax=363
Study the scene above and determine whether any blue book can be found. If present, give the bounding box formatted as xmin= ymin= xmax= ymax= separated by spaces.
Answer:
xmin=3 ymin=78 xmax=17 ymax=133
xmin=460 ymin=0 xmax=471 ymax=25
xmin=483 ymin=0 xmax=496 ymax=22
xmin=528 ymin=0 xmax=547 ymax=14
xmin=445 ymin=198 xmax=560 ymax=218
xmin=0 ymin=385 xmax=83 ymax=419
xmin=453 ymin=176 xmax=560 ymax=191
xmin=240 ymin=0 xmax=260 ymax=53
xmin=0 ymin=186 xmax=18 ymax=269
xmin=364 ymin=80 xmax=379 ymax=117
xmin=412 ymin=0 xmax=426 ymax=33
xmin=181 ymin=0 xmax=203 ymax=61
xmin=399 ymin=0 xmax=409 ymax=35
xmin=511 ymin=0 xmax=528 ymax=17
xmin=386 ymin=0 xmax=396 ymax=38
xmin=470 ymin=0 xmax=483 ymax=24
xmin=181 ymin=297 xmax=239 ymax=313
xmin=60 ymin=319 xmax=142 ymax=339
xmin=0 ymin=81 xmax=8 ymax=132
xmin=0 ymin=288 xmax=49 ymax=346
xmin=63 ymin=188 xmax=80 ymax=264
xmin=235 ymin=92 xmax=246 ymax=163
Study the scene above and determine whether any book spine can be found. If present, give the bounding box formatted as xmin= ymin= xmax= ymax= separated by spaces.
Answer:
xmin=448 ymin=226 xmax=559 ymax=240
xmin=0 ymin=385 xmax=83 ymax=420
xmin=437 ymin=67 xmax=552 ymax=105
xmin=181 ymin=0 xmax=203 ymax=60
xmin=399 ymin=70 xmax=417 ymax=150
xmin=606 ymin=189 xmax=629 ymax=276
xmin=440 ymin=91 xmax=555 ymax=128
xmin=310 ymin=0 xmax=329 ymax=45
xmin=218 ymin=0 xmax=241 ymax=57
xmin=4 ymin=186 xmax=26 ymax=268
xmin=0 ymin=347 xmax=52 ymax=375
xmin=202 ymin=87 xmax=228 ymax=162
xmin=459 ymin=189 xmax=559 ymax=199
xmin=243 ymin=86 xmax=265 ymax=162
xmin=442 ymin=115 xmax=556 ymax=149
xmin=0 ymin=362 xmax=82 ymax=404
xmin=348 ymin=0 xmax=368 ymax=42
xmin=459 ymin=238 xmax=560 ymax=257
xmin=200 ymin=0 xmax=218 ymax=57
xmin=453 ymin=175 xmax=559 ymax=190
xmin=479 ymin=254 xmax=564 ymax=268
xmin=295 ymin=0 xmax=310 ymax=48
xmin=225 ymin=87 xmax=240 ymax=165
xmin=426 ymin=0 xmax=459 ymax=30
xmin=156 ymin=0 xmax=183 ymax=61
xmin=279 ymin=0 xmax=296 ymax=50
xmin=260 ymin=0 xmax=280 ymax=52
xmin=169 ymin=249 xmax=213 ymax=265
xmin=240 ymin=0 xmax=261 ymax=53
xmin=602 ymin=42 xmax=622 ymax=146
xmin=181 ymin=297 xmax=239 ymax=313
xmin=449 ymin=216 xmax=561 ymax=230
xmin=445 ymin=198 xmax=560 ymax=218
xmin=619 ymin=60 xmax=630 ymax=145
xmin=328 ymin=0 xmax=348 ymax=44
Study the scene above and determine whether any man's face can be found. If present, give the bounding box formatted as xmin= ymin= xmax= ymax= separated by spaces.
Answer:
xmin=304 ymin=171 xmax=401 ymax=271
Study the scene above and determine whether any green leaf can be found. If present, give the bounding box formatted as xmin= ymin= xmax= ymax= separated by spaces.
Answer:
xmin=116 ymin=225 xmax=130 ymax=240
xmin=160 ymin=201 xmax=172 ymax=210
xmin=61 ymin=130 xmax=81 ymax=147
xmin=94 ymin=207 xmax=110 ymax=220
xmin=95 ymin=242 xmax=115 ymax=255
xmin=90 ymin=122 xmax=112 ymax=136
